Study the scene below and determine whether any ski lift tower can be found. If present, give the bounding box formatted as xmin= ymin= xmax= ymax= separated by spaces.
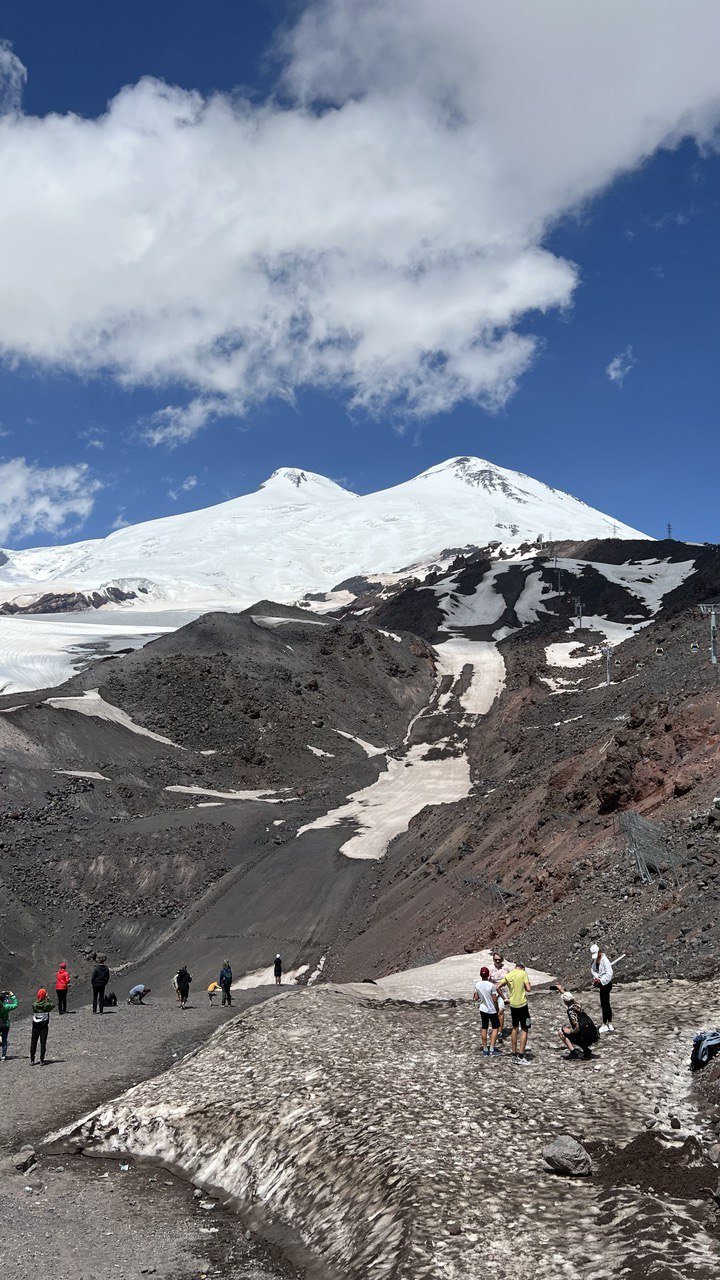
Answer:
xmin=698 ymin=602 xmax=719 ymax=677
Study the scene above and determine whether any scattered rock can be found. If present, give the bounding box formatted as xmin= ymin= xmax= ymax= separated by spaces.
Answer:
xmin=542 ymin=1135 xmax=592 ymax=1177
xmin=11 ymin=1145 xmax=36 ymax=1172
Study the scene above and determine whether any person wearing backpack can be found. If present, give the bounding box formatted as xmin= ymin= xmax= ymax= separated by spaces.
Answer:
xmin=90 ymin=956 xmax=110 ymax=1014
xmin=556 ymin=985 xmax=598 ymax=1060
xmin=30 ymin=989 xmax=54 ymax=1065
xmin=175 ymin=966 xmax=192 ymax=1010
xmin=218 ymin=961 xmax=233 ymax=1007
xmin=0 ymin=990 xmax=18 ymax=1061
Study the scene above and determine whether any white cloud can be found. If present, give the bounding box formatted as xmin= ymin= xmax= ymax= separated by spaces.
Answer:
xmin=606 ymin=345 xmax=637 ymax=387
xmin=0 ymin=2 xmax=719 ymax=438
xmin=0 ymin=40 xmax=25 ymax=114
xmin=79 ymin=425 xmax=109 ymax=451
xmin=111 ymin=508 xmax=129 ymax=530
xmin=167 ymin=474 xmax=198 ymax=501
xmin=0 ymin=457 xmax=100 ymax=542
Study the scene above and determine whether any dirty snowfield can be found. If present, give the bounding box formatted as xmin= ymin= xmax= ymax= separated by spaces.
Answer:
xmin=297 ymin=743 xmax=472 ymax=860
xmin=65 ymin=979 xmax=720 ymax=1280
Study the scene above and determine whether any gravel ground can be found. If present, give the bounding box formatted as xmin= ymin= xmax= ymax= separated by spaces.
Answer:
xmin=0 ymin=989 xmax=302 ymax=1280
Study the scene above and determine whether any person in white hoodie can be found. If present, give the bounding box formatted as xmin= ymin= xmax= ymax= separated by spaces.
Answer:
xmin=590 ymin=944 xmax=614 ymax=1032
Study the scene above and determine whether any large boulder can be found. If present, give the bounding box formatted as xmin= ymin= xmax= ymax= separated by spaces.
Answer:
xmin=542 ymin=1135 xmax=592 ymax=1177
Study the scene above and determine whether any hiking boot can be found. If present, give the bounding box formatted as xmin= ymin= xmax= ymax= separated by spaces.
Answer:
xmin=599 ymin=1024 xmax=610 ymax=1035
xmin=482 ymin=1047 xmax=490 ymax=1056
xmin=583 ymin=1049 xmax=594 ymax=1059
xmin=563 ymin=1050 xmax=580 ymax=1060
xmin=491 ymin=1047 xmax=502 ymax=1055
xmin=607 ymin=1023 xmax=615 ymax=1033
xmin=514 ymin=1055 xmax=530 ymax=1066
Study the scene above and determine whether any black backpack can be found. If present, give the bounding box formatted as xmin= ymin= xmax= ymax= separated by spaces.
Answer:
xmin=576 ymin=1007 xmax=599 ymax=1045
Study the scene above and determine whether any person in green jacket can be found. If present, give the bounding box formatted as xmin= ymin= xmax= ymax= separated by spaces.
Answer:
xmin=30 ymin=989 xmax=54 ymax=1066
xmin=0 ymin=990 xmax=18 ymax=1061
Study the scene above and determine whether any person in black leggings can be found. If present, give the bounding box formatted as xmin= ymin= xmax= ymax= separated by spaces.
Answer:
xmin=91 ymin=957 xmax=110 ymax=1014
xmin=30 ymin=989 xmax=54 ymax=1065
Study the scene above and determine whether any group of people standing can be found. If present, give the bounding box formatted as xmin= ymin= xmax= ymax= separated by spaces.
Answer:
xmin=0 ymin=949 xmax=287 ymax=1065
xmin=473 ymin=944 xmax=616 ymax=1064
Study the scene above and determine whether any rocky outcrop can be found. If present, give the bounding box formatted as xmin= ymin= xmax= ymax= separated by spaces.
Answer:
xmin=0 ymin=586 xmax=137 ymax=614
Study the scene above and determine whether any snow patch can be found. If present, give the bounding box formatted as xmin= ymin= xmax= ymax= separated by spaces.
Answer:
xmin=308 ymin=745 xmax=335 ymax=758
xmin=45 ymin=688 xmax=185 ymax=748
xmin=165 ymin=785 xmax=290 ymax=803
xmin=297 ymin=744 xmax=471 ymax=861
xmin=435 ymin=638 xmax=506 ymax=715
xmin=231 ymin=964 xmax=309 ymax=991
xmin=54 ymin=769 xmax=109 ymax=780
xmin=332 ymin=729 xmax=387 ymax=757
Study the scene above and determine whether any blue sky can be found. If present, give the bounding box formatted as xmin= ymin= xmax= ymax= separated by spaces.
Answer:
xmin=0 ymin=1 xmax=718 ymax=546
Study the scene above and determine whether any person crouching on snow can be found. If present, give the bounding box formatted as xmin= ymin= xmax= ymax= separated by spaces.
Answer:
xmin=555 ymin=984 xmax=599 ymax=1060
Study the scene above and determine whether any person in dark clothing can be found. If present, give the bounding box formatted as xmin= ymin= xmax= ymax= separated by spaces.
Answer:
xmin=176 ymin=966 xmax=192 ymax=1010
xmin=556 ymin=985 xmax=599 ymax=1060
xmin=273 ymin=954 xmax=282 ymax=986
xmin=30 ymin=989 xmax=54 ymax=1065
xmin=219 ymin=962 xmax=233 ymax=1007
xmin=91 ymin=957 xmax=110 ymax=1014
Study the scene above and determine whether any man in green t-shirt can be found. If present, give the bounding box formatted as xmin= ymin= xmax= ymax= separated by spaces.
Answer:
xmin=496 ymin=962 xmax=532 ymax=1064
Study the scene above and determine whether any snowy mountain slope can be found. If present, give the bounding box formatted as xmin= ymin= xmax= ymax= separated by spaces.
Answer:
xmin=0 ymin=457 xmax=648 ymax=610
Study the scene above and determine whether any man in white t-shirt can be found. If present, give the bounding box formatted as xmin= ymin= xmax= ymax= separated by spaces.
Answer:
xmin=489 ymin=951 xmax=510 ymax=1039
xmin=473 ymin=966 xmax=501 ymax=1056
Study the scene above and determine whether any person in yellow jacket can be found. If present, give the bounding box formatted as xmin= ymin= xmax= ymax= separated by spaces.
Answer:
xmin=207 ymin=981 xmax=220 ymax=1006
xmin=496 ymin=962 xmax=532 ymax=1064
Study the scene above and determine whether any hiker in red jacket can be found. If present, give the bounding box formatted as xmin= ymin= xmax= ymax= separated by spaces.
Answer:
xmin=55 ymin=963 xmax=71 ymax=1015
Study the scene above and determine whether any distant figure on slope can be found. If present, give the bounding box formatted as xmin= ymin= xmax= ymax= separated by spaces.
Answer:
xmin=0 ymin=990 xmax=18 ymax=1062
xmin=219 ymin=961 xmax=233 ymax=1007
xmin=207 ymin=981 xmax=220 ymax=1005
xmin=30 ymin=989 xmax=54 ymax=1065
xmin=176 ymin=966 xmax=192 ymax=1010
xmin=91 ymin=956 xmax=110 ymax=1014
xmin=55 ymin=962 xmax=71 ymax=1015
xmin=496 ymin=961 xmax=532 ymax=1065
xmin=489 ymin=951 xmax=510 ymax=1039
xmin=473 ymin=966 xmax=501 ymax=1057
xmin=555 ymin=985 xmax=599 ymax=1060
xmin=274 ymin=955 xmax=282 ymax=986
xmin=590 ymin=944 xmax=614 ymax=1033
xmin=127 ymin=984 xmax=151 ymax=1005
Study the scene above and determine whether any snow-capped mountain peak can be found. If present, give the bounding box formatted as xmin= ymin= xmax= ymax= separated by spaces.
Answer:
xmin=259 ymin=468 xmax=355 ymax=498
xmin=0 ymin=455 xmax=649 ymax=614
